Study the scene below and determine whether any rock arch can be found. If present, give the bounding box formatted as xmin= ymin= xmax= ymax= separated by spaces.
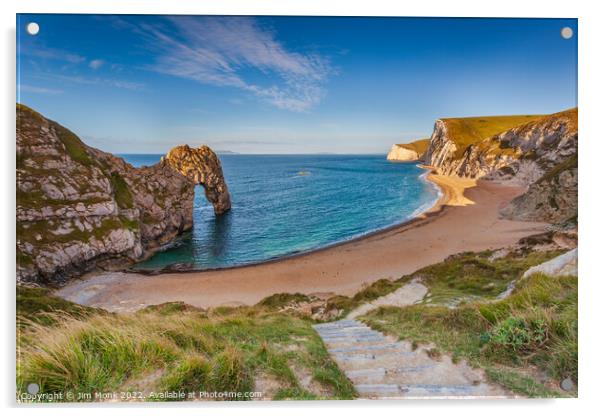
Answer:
xmin=163 ymin=145 xmax=231 ymax=214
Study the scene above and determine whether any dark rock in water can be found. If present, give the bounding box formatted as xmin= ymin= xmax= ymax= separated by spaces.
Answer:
xmin=160 ymin=263 xmax=195 ymax=273
xmin=16 ymin=104 xmax=230 ymax=284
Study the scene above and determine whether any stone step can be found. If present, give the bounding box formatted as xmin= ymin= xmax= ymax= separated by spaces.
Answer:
xmin=329 ymin=342 xmax=404 ymax=353
xmin=321 ymin=335 xmax=386 ymax=345
xmin=324 ymin=338 xmax=389 ymax=351
xmin=334 ymin=350 xmax=415 ymax=361
xmin=318 ymin=329 xmax=384 ymax=338
xmin=315 ymin=326 xmax=377 ymax=333
xmin=334 ymin=353 xmax=437 ymax=379
xmin=354 ymin=383 xmax=482 ymax=398
xmin=314 ymin=322 xmax=373 ymax=330
xmin=318 ymin=331 xmax=380 ymax=338
xmin=315 ymin=328 xmax=381 ymax=337
xmin=342 ymin=363 xmax=436 ymax=377
xmin=313 ymin=319 xmax=363 ymax=329
xmin=313 ymin=318 xmax=510 ymax=399
xmin=349 ymin=365 xmax=479 ymax=386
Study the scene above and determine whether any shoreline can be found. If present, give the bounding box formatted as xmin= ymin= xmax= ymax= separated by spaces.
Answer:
xmin=128 ymin=163 xmax=449 ymax=276
xmin=54 ymin=175 xmax=549 ymax=312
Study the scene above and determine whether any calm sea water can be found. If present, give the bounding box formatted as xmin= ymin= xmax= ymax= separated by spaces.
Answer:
xmin=119 ymin=154 xmax=440 ymax=270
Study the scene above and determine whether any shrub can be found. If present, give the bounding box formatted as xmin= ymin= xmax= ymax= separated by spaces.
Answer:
xmin=258 ymin=293 xmax=310 ymax=309
xmin=485 ymin=316 xmax=547 ymax=353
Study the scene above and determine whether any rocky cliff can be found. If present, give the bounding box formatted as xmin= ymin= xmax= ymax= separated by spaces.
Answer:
xmin=16 ymin=104 xmax=231 ymax=284
xmin=386 ymin=138 xmax=430 ymax=162
xmin=163 ymin=145 xmax=231 ymax=214
xmin=499 ymin=154 xmax=577 ymax=224
xmin=423 ymin=109 xmax=577 ymax=182
xmin=421 ymin=108 xmax=577 ymax=223
xmin=386 ymin=144 xmax=420 ymax=161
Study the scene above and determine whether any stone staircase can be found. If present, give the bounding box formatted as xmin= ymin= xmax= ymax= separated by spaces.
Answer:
xmin=313 ymin=319 xmax=511 ymax=399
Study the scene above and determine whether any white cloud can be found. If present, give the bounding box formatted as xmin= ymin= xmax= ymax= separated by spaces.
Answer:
xmin=19 ymin=84 xmax=63 ymax=94
xmin=89 ymin=59 xmax=104 ymax=70
xmin=134 ymin=16 xmax=333 ymax=112
xmin=42 ymin=74 xmax=144 ymax=91
xmin=22 ymin=46 xmax=85 ymax=64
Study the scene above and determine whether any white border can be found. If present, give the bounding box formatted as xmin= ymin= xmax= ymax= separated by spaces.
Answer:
xmin=2 ymin=1 xmax=601 ymax=415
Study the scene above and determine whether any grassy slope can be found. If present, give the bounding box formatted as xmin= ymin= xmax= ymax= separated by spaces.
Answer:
xmin=441 ymin=114 xmax=545 ymax=158
xmin=397 ymin=138 xmax=431 ymax=155
xmin=327 ymin=249 xmax=563 ymax=314
xmin=16 ymin=287 xmax=355 ymax=402
xmin=351 ymin=249 xmax=576 ymax=398
xmin=17 ymin=248 xmax=576 ymax=400
xmin=17 ymin=286 xmax=101 ymax=327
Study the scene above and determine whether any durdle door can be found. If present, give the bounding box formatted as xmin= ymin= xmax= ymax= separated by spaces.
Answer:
xmin=16 ymin=105 xmax=231 ymax=284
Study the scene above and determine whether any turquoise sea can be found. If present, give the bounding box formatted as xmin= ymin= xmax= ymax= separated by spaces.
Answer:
xmin=120 ymin=154 xmax=440 ymax=270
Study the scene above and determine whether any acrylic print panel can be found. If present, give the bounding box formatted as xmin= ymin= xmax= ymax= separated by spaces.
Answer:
xmin=16 ymin=14 xmax=578 ymax=402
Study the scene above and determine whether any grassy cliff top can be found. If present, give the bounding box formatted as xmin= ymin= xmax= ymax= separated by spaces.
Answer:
xmin=396 ymin=138 xmax=430 ymax=155
xmin=441 ymin=114 xmax=545 ymax=156
xmin=511 ymin=107 xmax=578 ymax=137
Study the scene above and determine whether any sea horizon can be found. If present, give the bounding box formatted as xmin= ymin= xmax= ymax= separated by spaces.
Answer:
xmin=117 ymin=152 xmax=390 ymax=156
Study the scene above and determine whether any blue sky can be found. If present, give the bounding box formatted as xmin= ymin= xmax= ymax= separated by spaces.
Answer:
xmin=17 ymin=15 xmax=577 ymax=154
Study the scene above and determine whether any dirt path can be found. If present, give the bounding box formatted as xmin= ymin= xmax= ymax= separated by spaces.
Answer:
xmin=347 ymin=279 xmax=428 ymax=319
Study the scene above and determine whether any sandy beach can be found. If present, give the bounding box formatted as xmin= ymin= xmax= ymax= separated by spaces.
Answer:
xmin=55 ymin=174 xmax=549 ymax=312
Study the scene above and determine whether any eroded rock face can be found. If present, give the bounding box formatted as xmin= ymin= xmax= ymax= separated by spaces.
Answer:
xmin=386 ymin=144 xmax=420 ymax=162
xmin=421 ymin=109 xmax=578 ymax=223
xmin=500 ymin=156 xmax=577 ymax=223
xmin=423 ymin=109 xmax=577 ymax=184
xmin=16 ymin=104 xmax=230 ymax=284
xmin=423 ymin=120 xmax=518 ymax=179
xmin=162 ymin=145 xmax=231 ymax=214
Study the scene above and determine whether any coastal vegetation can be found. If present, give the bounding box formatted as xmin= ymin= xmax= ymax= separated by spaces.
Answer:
xmin=354 ymin=249 xmax=577 ymax=398
xmin=326 ymin=248 xmax=563 ymax=314
xmin=397 ymin=138 xmax=430 ymax=155
xmin=16 ymin=287 xmax=356 ymax=402
xmin=441 ymin=114 xmax=545 ymax=158
xmin=17 ymin=246 xmax=575 ymax=400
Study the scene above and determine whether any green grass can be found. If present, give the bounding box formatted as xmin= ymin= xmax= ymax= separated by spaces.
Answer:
xmin=412 ymin=249 xmax=564 ymax=305
xmin=485 ymin=368 xmax=560 ymax=398
xmin=109 ymin=172 xmax=134 ymax=209
xmin=258 ymin=293 xmax=311 ymax=309
xmin=326 ymin=278 xmax=404 ymax=316
xmin=16 ymin=251 xmax=34 ymax=267
xmin=326 ymin=249 xmax=563 ymax=316
xmin=17 ymin=286 xmax=102 ymax=327
xmin=360 ymin=272 xmax=577 ymax=397
xmin=397 ymin=138 xmax=431 ymax=155
xmin=17 ymin=216 xmax=137 ymax=248
xmin=50 ymin=121 xmax=94 ymax=167
xmin=17 ymin=292 xmax=356 ymax=402
xmin=16 ymin=187 xmax=112 ymax=209
xmin=441 ymin=114 xmax=545 ymax=158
